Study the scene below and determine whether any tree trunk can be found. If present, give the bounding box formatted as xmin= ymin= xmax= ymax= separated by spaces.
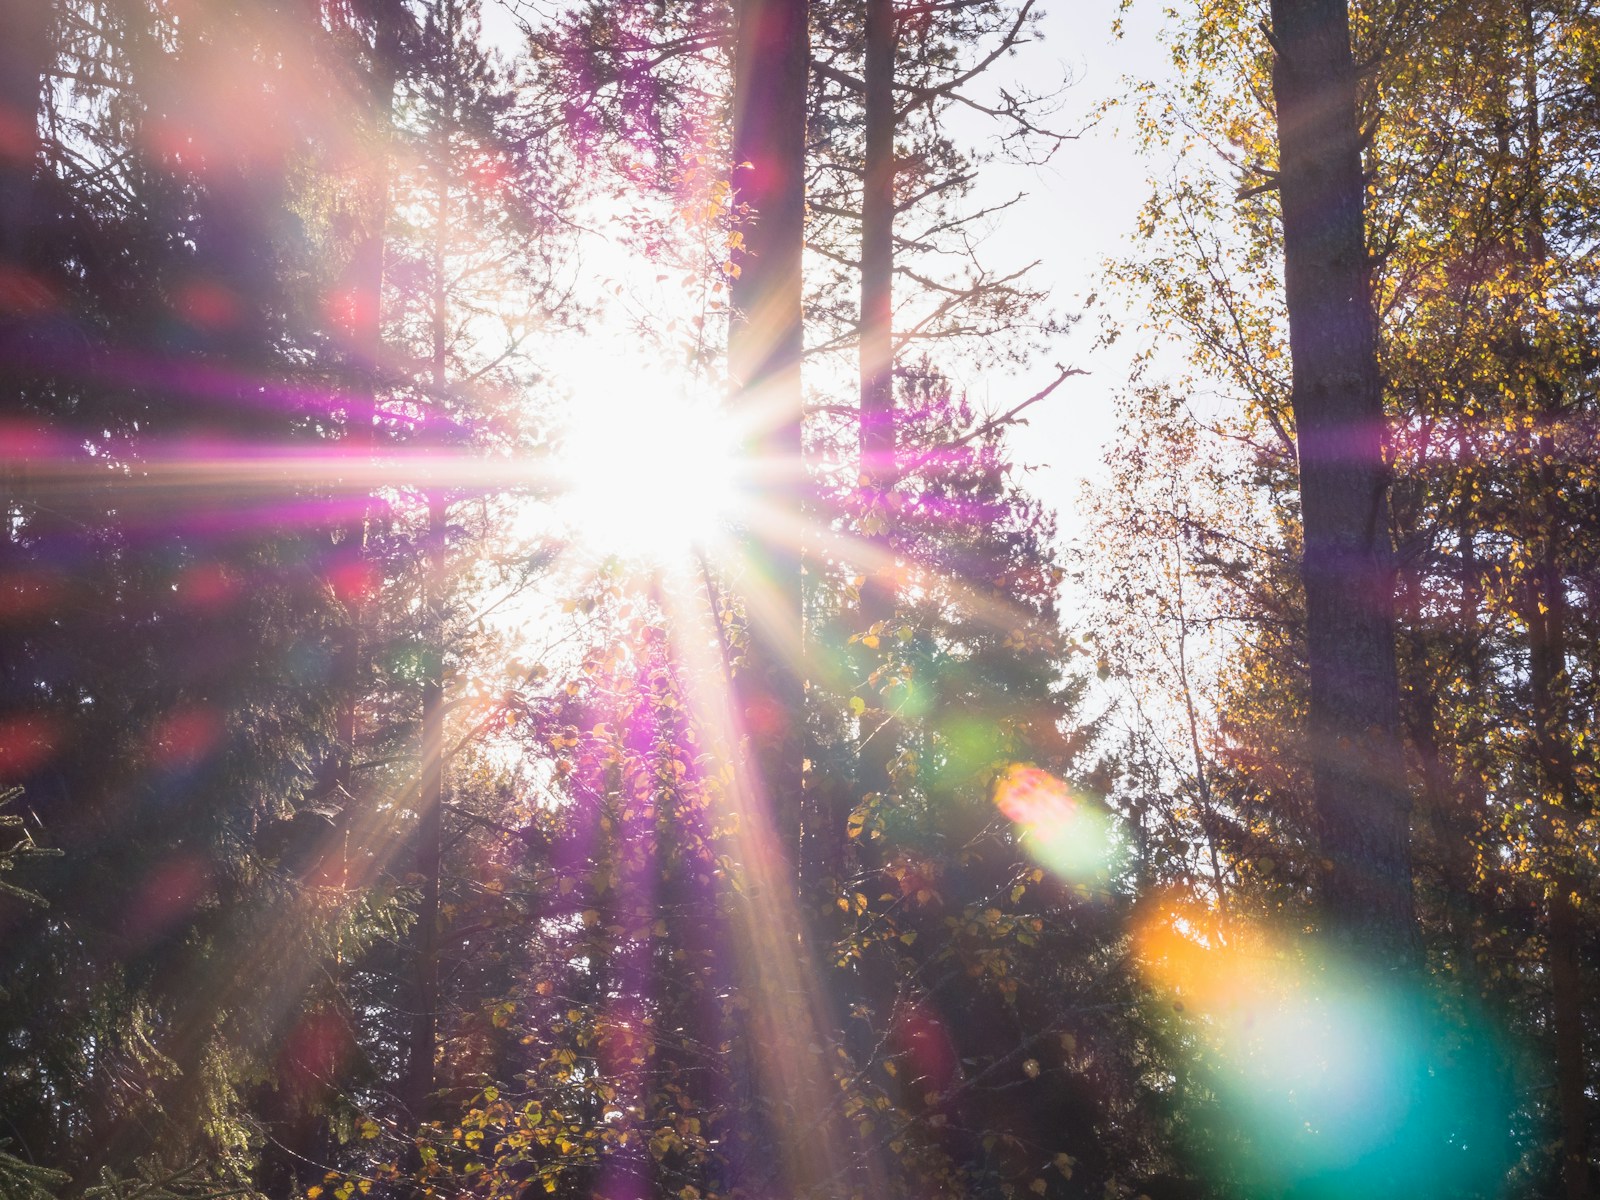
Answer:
xmin=728 ymin=0 xmax=808 ymax=858
xmin=0 ymin=0 xmax=50 ymax=700
xmin=329 ymin=0 xmax=402 ymax=812
xmin=1551 ymin=878 xmax=1590 ymax=1200
xmin=727 ymin=12 xmax=856 ymax=1197
xmin=1514 ymin=2 xmax=1590 ymax=1187
xmin=1525 ymin=318 xmax=1589 ymax=1200
xmin=405 ymin=115 xmax=454 ymax=1122
xmin=1267 ymin=0 xmax=1414 ymax=962
xmin=1527 ymin=483 xmax=1589 ymax=1200
xmin=855 ymin=0 xmax=897 ymax=812
xmin=0 ymin=0 xmax=48 ymax=286
xmin=404 ymin=490 xmax=447 ymax=1123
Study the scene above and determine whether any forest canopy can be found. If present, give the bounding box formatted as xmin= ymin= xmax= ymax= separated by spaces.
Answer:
xmin=0 ymin=0 xmax=1595 ymax=1198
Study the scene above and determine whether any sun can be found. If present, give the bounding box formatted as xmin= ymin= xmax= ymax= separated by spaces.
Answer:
xmin=554 ymin=354 xmax=745 ymax=563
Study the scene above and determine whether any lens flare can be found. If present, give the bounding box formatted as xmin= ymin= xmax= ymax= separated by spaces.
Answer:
xmin=992 ymin=764 xmax=1112 ymax=884
xmin=0 ymin=713 xmax=61 ymax=778
xmin=1134 ymin=901 xmax=1513 ymax=1195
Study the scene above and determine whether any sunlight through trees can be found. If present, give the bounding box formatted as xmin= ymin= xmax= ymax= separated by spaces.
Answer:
xmin=0 ymin=0 xmax=1595 ymax=1198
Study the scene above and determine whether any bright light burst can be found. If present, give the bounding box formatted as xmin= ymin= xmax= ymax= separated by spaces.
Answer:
xmin=554 ymin=354 xmax=745 ymax=563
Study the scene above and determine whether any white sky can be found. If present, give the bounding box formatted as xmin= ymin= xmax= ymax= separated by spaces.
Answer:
xmin=941 ymin=0 xmax=1177 ymax=541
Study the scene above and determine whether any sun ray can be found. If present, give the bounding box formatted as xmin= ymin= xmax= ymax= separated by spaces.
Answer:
xmin=654 ymin=564 xmax=893 ymax=1198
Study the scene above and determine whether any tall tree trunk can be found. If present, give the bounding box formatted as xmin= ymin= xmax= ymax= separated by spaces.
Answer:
xmin=1525 ymin=439 xmax=1588 ymax=1200
xmin=329 ymin=0 xmax=402 ymax=812
xmin=855 ymin=0 xmax=896 ymax=814
xmin=0 ymin=0 xmax=48 ymax=298
xmin=260 ymin=7 xmax=402 ymax=1189
xmin=0 ymin=0 xmax=50 ymax=706
xmin=728 ymin=0 xmax=808 ymax=858
xmin=726 ymin=11 xmax=860 ymax=1197
xmin=852 ymin=0 xmax=901 ymax=1112
xmin=405 ymin=115 xmax=454 ymax=1123
xmin=1550 ymin=872 xmax=1589 ymax=1200
xmin=1514 ymin=3 xmax=1589 ymax=1188
xmin=276 ymin=8 xmax=401 ymax=1185
xmin=1267 ymin=0 xmax=1414 ymax=962
xmin=404 ymin=490 xmax=446 ymax=1122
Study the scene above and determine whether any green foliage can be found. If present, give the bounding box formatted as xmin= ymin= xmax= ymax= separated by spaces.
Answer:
xmin=0 ymin=1143 xmax=70 ymax=1200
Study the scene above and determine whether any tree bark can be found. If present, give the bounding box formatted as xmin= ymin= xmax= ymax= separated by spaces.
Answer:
xmin=1551 ymin=877 xmax=1589 ymax=1200
xmin=405 ymin=108 xmax=455 ymax=1122
xmin=729 ymin=0 xmax=808 ymax=858
xmin=0 ymin=0 xmax=50 ymax=697
xmin=855 ymin=0 xmax=897 ymax=811
xmin=404 ymin=491 xmax=447 ymax=1123
xmin=329 ymin=0 xmax=402 ymax=811
xmin=1267 ymin=0 xmax=1414 ymax=962
xmin=1514 ymin=3 xmax=1590 ymax=1187
xmin=0 ymin=0 xmax=48 ymax=288
xmin=1526 ymin=300 xmax=1590 ymax=1200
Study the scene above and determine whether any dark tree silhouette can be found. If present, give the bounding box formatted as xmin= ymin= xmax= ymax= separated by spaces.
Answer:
xmin=1267 ymin=0 xmax=1414 ymax=962
xmin=728 ymin=0 xmax=808 ymax=856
